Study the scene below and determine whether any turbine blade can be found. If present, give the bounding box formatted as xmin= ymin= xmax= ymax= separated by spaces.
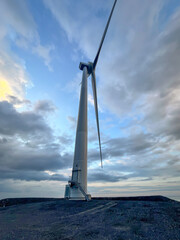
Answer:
xmin=93 ymin=0 xmax=117 ymax=69
xmin=91 ymin=71 xmax=103 ymax=168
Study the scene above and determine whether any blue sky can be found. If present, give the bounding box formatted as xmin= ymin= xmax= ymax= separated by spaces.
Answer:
xmin=0 ymin=0 xmax=180 ymax=201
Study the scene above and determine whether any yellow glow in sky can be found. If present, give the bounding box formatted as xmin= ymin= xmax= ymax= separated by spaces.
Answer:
xmin=0 ymin=79 xmax=13 ymax=101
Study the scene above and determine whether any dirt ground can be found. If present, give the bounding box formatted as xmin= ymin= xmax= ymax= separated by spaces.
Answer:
xmin=0 ymin=197 xmax=180 ymax=240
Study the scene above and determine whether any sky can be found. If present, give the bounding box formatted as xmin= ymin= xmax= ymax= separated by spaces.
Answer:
xmin=0 ymin=0 xmax=180 ymax=201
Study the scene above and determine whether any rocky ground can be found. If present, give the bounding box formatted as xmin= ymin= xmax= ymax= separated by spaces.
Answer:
xmin=0 ymin=196 xmax=179 ymax=240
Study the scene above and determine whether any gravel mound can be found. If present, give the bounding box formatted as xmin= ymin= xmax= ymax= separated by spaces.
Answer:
xmin=0 ymin=196 xmax=179 ymax=240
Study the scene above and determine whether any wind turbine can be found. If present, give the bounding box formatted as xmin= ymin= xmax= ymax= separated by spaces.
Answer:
xmin=64 ymin=0 xmax=117 ymax=200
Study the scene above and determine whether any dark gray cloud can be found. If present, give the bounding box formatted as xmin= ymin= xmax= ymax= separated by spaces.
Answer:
xmin=0 ymin=101 xmax=72 ymax=182
xmin=88 ymin=133 xmax=156 ymax=162
xmin=0 ymin=138 xmax=72 ymax=171
xmin=58 ymin=135 xmax=72 ymax=145
xmin=88 ymin=171 xmax=127 ymax=182
xmin=34 ymin=100 xmax=56 ymax=113
xmin=100 ymin=8 xmax=180 ymax=118
xmin=0 ymin=169 xmax=67 ymax=182
xmin=103 ymin=152 xmax=180 ymax=181
xmin=8 ymin=96 xmax=31 ymax=106
xmin=105 ymin=133 xmax=155 ymax=157
xmin=0 ymin=101 xmax=52 ymax=138
xmin=87 ymin=130 xmax=180 ymax=182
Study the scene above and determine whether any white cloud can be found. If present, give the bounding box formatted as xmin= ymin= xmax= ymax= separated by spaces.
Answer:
xmin=0 ymin=50 xmax=29 ymax=102
xmin=0 ymin=0 xmax=37 ymax=41
xmin=0 ymin=0 xmax=54 ymax=93
xmin=43 ymin=0 xmax=109 ymax=59
xmin=33 ymin=44 xmax=55 ymax=72
xmin=88 ymin=94 xmax=94 ymax=106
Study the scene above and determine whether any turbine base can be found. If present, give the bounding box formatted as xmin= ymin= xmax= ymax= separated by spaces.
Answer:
xmin=64 ymin=184 xmax=91 ymax=201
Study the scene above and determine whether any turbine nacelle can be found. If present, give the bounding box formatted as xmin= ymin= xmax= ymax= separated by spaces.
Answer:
xmin=79 ymin=61 xmax=93 ymax=75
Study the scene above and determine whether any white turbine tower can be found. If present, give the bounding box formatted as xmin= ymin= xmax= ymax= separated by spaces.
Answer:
xmin=64 ymin=0 xmax=117 ymax=200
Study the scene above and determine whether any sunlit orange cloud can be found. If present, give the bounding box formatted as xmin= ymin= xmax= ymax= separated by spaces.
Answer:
xmin=0 ymin=78 xmax=13 ymax=101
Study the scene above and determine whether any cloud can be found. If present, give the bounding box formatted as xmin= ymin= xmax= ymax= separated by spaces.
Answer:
xmin=88 ymin=133 xmax=156 ymax=163
xmin=97 ymin=1 xmax=180 ymax=148
xmin=0 ymin=101 xmax=52 ymax=137
xmin=0 ymin=101 xmax=72 ymax=182
xmin=0 ymin=50 xmax=29 ymax=102
xmin=0 ymin=169 xmax=67 ymax=182
xmin=0 ymin=138 xmax=71 ymax=171
xmin=87 ymin=129 xmax=180 ymax=183
xmin=104 ymin=133 xmax=155 ymax=157
xmin=34 ymin=100 xmax=57 ymax=113
xmin=0 ymin=0 xmax=37 ymax=41
xmin=58 ymin=135 xmax=72 ymax=146
xmin=7 ymin=95 xmax=31 ymax=106
xmin=88 ymin=171 xmax=127 ymax=182
xmin=43 ymin=0 xmax=110 ymax=59
xmin=33 ymin=44 xmax=55 ymax=71
xmin=0 ymin=0 xmax=54 ymax=95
